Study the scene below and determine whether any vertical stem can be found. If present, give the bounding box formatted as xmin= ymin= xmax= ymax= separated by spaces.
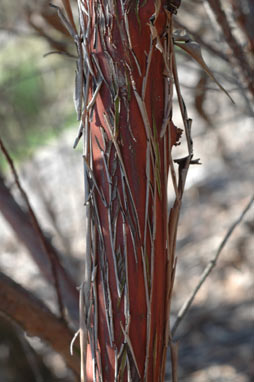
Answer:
xmin=76 ymin=1 xmax=185 ymax=380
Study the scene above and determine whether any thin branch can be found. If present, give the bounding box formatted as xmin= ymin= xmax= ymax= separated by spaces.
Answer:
xmin=43 ymin=50 xmax=77 ymax=58
xmin=205 ymin=0 xmax=254 ymax=97
xmin=0 ymin=138 xmax=65 ymax=321
xmin=173 ymin=18 xmax=229 ymax=63
xmin=61 ymin=0 xmax=78 ymax=35
xmin=0 ymin=175 xmax=79 ymax=326
xmin=171 ymin=194 xmax=254 ymax=338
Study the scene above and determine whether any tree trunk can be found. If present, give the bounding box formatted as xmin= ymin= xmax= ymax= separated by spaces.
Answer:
xmin=77 ymin=1 xmax=182 ymax=380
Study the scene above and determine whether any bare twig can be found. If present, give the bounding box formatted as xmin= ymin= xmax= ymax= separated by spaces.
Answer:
xmin=171 ymin=194 xmax=254 ymax=338
xmin=43 ymin=50 xmax=77 ymax=58
xmin=205 ymin=0 xmax=254 ymax=97
xmin=61 ymin=0 xmax=78 ymax=35
xmin=0 ymin=138 xmax=65 ymax=321
xmin=173 ymin=18 xmax=229 ymax=63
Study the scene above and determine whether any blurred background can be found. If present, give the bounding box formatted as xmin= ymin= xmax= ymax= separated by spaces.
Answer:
xmin=0 ymin=0 xmax=253 ymax=381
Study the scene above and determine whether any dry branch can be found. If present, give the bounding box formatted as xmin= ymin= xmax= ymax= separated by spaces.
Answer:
xmin=205 ymin=0 xmax=254 ymax=97
xmin=0 ymin=271 xmax=79 ymax=376
xmin=171 ymin=194 xmax=254 ymax=338
xmin=173 ymin=18 xmax=229 ymax=63
xmin=0 ymin=138 xmax=79 ymax=326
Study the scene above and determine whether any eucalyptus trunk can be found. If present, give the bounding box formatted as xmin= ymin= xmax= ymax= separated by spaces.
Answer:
xmin=76 ymin=1 xmax=184 ymax=381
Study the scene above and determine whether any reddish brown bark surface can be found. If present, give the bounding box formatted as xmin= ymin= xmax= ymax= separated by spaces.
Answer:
xmin=77 ymin=1 xmax=181 ymax=380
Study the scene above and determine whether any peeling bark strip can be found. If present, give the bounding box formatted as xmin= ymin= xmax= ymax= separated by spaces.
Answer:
xmin=72 ymin=0 xmax=186 ymax=380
